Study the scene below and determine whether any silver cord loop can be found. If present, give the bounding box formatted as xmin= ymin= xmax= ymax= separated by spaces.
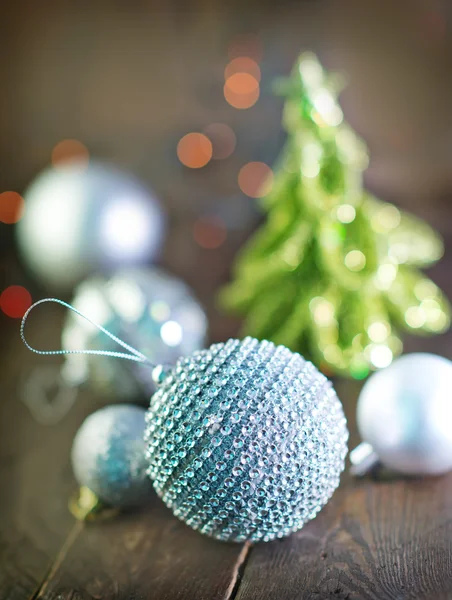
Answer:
xmin=21 ymin=298 xmax=153 ymax=366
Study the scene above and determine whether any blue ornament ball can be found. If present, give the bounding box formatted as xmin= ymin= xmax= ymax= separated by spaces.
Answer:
xmin=145 ymin=337 xmax=348 ymax=542
xmin=17 ymin=161 xmax=165 ymax=291
xmin=62 ymin=267 xmax=207 ymax=399
xmin=72 ymin=404 xmax=153 ymax=508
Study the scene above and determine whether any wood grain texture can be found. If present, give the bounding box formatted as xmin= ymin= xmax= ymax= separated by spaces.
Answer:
xmin=0 ymin=317 xmax=79 ymax=600
xmin=235 ymin=477 xmax=452 ymax=600
xmin=34 ymin=501 xmax=244 ymax=600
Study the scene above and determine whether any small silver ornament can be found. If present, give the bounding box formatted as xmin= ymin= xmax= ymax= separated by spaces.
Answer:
xmin=17 ymin=161 xmax=165 ymax=291
xmin=71 ymin=404 xmax=153 ymax=507
xmin=352 ymin=353 xmax=452 ymax=476
xmin=145 ymin=337 xmax=348 ymax=542
xmin=62 ymin=267 xmax=207 ymax=399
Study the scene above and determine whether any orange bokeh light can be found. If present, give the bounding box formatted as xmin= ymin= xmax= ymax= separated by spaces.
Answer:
xmin=225 ymin=72 xmax=259 ymax=95
xmin=225 ymin=57 xmax=261 ymax=83
xmin=228 ymin=34 xmax=263 ymax=62
xmin=177 ymin=133 xmax=213 ymax=169
xmin=193 ymin=216 xmax=227 ymax=249
xmin=52 ymin=139 xmax=90 ymax=168
xmin=238 ymin=162 xmax=274 ymax=198
xmin=203 ymin=123 xmax=237 ymax=160
xmin=224 ymin=74 xmax=260 ymax=110
xmin=0 ymin=191 xmax=25 ymax=224
xmin=0 ymin=286 xmax=32 ymax=319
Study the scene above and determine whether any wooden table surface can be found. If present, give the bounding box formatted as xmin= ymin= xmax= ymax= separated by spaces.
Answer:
xmin=1 ymin=2 xmax=452 ymax=599
xmin=1 ymin=291 xmax=452 ymax=600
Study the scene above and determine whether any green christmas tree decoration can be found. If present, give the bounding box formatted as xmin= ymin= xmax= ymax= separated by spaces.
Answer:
xmin=221 ymin=53 xmax=450 ymax=379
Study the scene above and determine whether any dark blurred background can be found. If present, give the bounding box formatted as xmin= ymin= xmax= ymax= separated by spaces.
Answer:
xmin=1 ymin=0 xmax=452 ymax=345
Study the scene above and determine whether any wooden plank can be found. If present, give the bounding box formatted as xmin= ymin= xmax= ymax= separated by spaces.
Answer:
xmin=0 ymin=313 xmax=118 ymax=599
xmin=235 ymin=474 xmax=452 ymax=600
xmin=35 ymin=499 xmax=245 ymax=600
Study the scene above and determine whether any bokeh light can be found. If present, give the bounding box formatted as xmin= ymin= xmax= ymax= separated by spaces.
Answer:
xmin=224 ymin=85 xmax=260 ymax=110
xmin=225 ymin=72 xmax=259 ymax=95
xmin=0 ymin=285 xmax=32 ymax=318
xmin=224 ymin=72 xmax=260 ymax=109
xmin=203 ymin=123 xmax=237 ymax=159
xmin=368 ymin=344 xmax=393 ymax=369
xmin=177 ymin=133 xmax=213 ymax=169
xmin=228 ymin=34 xmax=263 ymax=62
xmin=193 ymin=216 xmax=227 ymax=249
xmin=238 ymin=162 xmax=274 ymax=198
xmin=336 ymin=204 xmax=356 ymax=224
xmin=225 ymin=57 xmax=261 ymax=82
xmin=0 ymin=191 xmax=25 ymax=224
xmin=367 ymin=322 xmax=390 ymax=343
xmin=344 ymin=250 xmax=366 ymax=272
xmin=52 ymin=139 xmax=90 ymax=168
xmin=160 ymin=320 xmax=183 ymax=347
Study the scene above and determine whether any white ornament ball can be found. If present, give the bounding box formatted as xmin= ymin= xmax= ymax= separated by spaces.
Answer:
xmin=357 ymin=353 xmax=452 ymax=475
xmin=17 ymin=161 xmax=165 ymax=291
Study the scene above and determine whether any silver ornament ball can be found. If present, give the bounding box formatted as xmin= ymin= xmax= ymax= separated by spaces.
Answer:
xmin=71 ymin=404 xmax=153 ymax=507
xmin=62 ymin=267 xmax=207 ymax=399
xmin=17 ymin=161 xmax=165 ymax=291
xmin=145 ymin=337 xmax=348 ymax=542
xmin=357 ymin=353 xmax=452 ymax=475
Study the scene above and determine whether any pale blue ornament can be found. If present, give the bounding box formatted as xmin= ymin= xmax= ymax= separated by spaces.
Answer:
xmin=17 ymin=161 xmax=165 ymax=291
xmin=62 ymin=267 xmax=207 ymax=399
xmin=145 ymin=337 xmax=348 ymax=542
xmin=355 ymin=353 xmax=452 ymax=475
xmin=72 ymin=404 xmax=153 ymax=507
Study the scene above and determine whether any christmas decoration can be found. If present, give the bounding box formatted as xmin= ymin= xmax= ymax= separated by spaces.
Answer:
xmin=71 ymin=404 xmax=153 ymax=508
xmin=21 ymin=300 xmax=348 ymax=542
xmin=221 ymin=53 xmax=450 ymax=379
xmin=145 ymin=337 xmax=348 ymax=542
xmin=352 ymin=353 xmax=452 ymax=476
xmin=17 ymin=161 xmax=165 ymax=291
xmin=62 ymin=267 xmax=207 ymax=400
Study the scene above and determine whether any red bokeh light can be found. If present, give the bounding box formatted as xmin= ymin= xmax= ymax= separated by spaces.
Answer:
xmin=228 ymin=34 xmax=263 ymax=62
xmin=238 ymin=162 xmax=274 ymax=198
xmin=193 ymin=216 xmax=227 ymax=249
xmin=203 ymin=123 xmax=237 ymax=159
xmin=0 ymin=286 xmax=32 ymax=319
xmin=225 ymin=57 xmax=261 ymax=82
xmin=0 ymin=191 xmax=25 ymax=224
xmin=52 ymin=139 xmax=90 ymax=168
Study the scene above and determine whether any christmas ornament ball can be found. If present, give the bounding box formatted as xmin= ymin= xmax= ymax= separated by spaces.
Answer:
xmin=17 ymin=161 xmax=164 ymax=291
xmin=145 ymin=337 xmax=348 ymax=542
xmin=357 ymin=353 xmax=452 ymax=475
xmin=62 ymin=267 xmax=207 ymax=399
xmin=72 ymin=404 xmax=153 ymax=507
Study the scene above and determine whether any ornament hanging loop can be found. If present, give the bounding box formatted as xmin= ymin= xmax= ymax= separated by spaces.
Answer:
xmin=21 ymin=298 xmax=155 ymax=368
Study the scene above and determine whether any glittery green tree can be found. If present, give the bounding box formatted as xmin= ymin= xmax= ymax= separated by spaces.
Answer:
xmin=221 ymin=53 xmax=450 ymax=379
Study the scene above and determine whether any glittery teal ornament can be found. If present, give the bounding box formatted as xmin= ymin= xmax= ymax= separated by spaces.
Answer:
xmin=145 ymin=337 xmax=348 ymax=542
xmin=71 ymin=404 xmax=153 ymax=508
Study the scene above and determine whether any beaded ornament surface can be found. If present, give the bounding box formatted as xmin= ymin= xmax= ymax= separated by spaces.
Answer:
xmin=145 ymin=336 xmax=348 ymax=542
